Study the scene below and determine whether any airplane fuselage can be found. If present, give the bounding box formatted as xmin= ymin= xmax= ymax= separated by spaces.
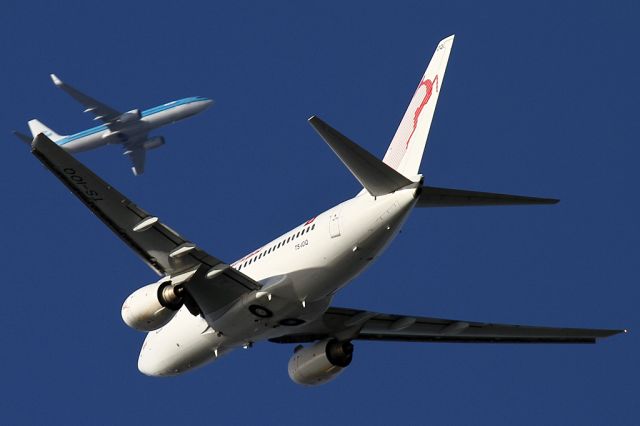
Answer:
xmin=57 ymin=97 xmax=212 ymax=152
xmin=138 ymin=187 xmax=419 ymax=376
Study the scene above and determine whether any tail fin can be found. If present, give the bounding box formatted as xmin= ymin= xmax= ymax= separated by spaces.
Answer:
xmin=27 ymin=119 xmax=64 ymax=142
xmin=383 ymin=35 xmax=455 ymax=177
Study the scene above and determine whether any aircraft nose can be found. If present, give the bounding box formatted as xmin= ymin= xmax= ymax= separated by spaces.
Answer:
xmin=200 ymin=98 xmax=214 ymax=109
xmin=137 ymin=335 xmax=176 ymax=377
xmin=138 ymin=346 xmax=166 ymax=377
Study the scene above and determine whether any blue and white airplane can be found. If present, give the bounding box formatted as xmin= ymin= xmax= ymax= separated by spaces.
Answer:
xmin=14 ymin=74 xmax=212 ymax=175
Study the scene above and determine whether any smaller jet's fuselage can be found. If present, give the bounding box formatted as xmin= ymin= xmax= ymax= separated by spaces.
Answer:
xmin=57 ymin=96 xmax=212 ymax=152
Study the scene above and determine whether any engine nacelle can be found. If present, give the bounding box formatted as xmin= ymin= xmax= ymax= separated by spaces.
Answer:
xmin=142 ymin=136 xmax=165 ymax=151
xmin=121 ymin=281 xmax=183 ymax=332
xmin=287 ymin=339 xmax=354 ymax=386
xmin=117 ymin=108 xmax=141 ymax=123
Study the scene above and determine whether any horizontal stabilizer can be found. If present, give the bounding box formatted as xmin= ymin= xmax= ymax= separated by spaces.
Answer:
xmin=309 ymin=116 xmax=414 ymax=196
xmin=13 ymin=130 xmax=32 ymax=145
xmin=417 ymin=186 xmax=559 ymax=207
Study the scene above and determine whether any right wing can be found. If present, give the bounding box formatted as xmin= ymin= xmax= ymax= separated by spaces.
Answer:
xmin=416 ymin=185 xmax=559 ymax=207
xmin=31 ymin=134 xmax=260 ymax=318
xmin=271 ymin=307 xmax=624 ymax=344
xmin=50 ymin=74 xmax=122 ymax=124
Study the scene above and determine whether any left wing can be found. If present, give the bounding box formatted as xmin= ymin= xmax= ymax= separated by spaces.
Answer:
xmin=30 ymin=134 xmax=260 ymax=318
xmin=50 ymin=74 xmax=122 ymax=124
xmin=270 ymin=307 xmax=624 ymax=344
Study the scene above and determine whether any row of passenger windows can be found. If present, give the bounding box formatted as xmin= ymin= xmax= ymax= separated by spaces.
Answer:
xmin=237 ymin=223 xmax=316 ymax=271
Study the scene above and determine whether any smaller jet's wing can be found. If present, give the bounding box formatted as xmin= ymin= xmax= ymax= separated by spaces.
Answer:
xmin=417 ymin=186 xmax=558 ymax=207
xmin=30 ymin=134 xmax=260 ymax=319
xmin=50 ymin=74 xmax=122 ymax=123
xmin=123 ymin=146 xmax=146 ymax=176
xmin=270 ymin=307 xmax=625 ymax=344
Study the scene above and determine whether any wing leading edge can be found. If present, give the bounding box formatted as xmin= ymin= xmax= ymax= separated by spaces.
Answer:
xmin=50 ymin=74 xmax=122 ymax=124
xmin=270 ymin=307 xmax=625 ymax=344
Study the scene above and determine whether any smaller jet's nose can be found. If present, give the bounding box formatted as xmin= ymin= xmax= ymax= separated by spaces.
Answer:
xmin=200 ymin=98 xmax=214 ymax=109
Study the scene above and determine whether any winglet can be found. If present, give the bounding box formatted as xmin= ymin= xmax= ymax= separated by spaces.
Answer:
xmin=50 ymin=74 xmax=62 ymax=86
xmin=309 ymin=116 xmax=414 ymax=196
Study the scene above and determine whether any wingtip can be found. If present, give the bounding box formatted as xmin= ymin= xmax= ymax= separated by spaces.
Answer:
xmin=50 ymin=73 xmax=62 ymax=86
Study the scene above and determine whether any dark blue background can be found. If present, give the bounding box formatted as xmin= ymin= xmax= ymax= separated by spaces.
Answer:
xmin=1 ymin=1 xmax=637 ymax=424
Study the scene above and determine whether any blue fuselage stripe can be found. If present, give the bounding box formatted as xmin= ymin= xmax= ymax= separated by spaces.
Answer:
xmin=57 ymin=97 xmax=206 ymax=146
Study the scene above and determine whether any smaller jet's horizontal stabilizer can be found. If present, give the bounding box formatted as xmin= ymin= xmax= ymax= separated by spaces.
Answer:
xmin=12 ymin=130 xmax=32 ymax=145
xmin=416 ymin=186 xmax=559 ymax=207
xmin=309 ymin=116 xmax=414 ymax=196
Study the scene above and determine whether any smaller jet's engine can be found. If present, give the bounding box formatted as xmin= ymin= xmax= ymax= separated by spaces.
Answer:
xmin=117 ymin=109 xmax=141 ymax=123
xmin=142 ymin=136 xmax=165 ymax=151
xmin=121 ymin=281 xmax=184 ymax=332
xmin=287 ymin=339 xmax=354 ymax=386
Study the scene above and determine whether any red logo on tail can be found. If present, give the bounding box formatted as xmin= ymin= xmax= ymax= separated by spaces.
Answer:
xmin=405 ymin=74 xmax=439 ymax=148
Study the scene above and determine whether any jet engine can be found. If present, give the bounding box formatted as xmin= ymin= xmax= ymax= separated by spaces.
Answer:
xmin=142 ymin=136 xmax=165 ymax=150
xmin=121 ymin=281 xmax=184 ymax=331
xmin=287 ymin=339 xmax=354 ymax=386
xmin=117 ymin=108 xmax=141 ymax=123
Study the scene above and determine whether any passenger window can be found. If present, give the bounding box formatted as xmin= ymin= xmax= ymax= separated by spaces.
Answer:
xmin=311 ymin=224 xmax=315 ymax=230
xmin=296 ymin=232 xmax=300 ymax=238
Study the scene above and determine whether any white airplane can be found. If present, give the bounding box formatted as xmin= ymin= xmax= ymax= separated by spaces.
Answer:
xmin=15 ymin=74 xmax=212 ymax=175
xmin=29 ymin=35 xmax=624 ymax=386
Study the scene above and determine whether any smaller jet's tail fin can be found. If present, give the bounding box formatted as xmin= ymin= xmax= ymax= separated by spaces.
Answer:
xmin=416 ymin=186 xmax=559 ymax=207
xmin=27 ymin=119 xmax=64 ymax=142
xmin=383 ymin=35 xmax=455 ymax=177
xmin=12 ymin=130 xmax=32 ymax=145
xmin=309 ymin=116 xmax=413 ymax=196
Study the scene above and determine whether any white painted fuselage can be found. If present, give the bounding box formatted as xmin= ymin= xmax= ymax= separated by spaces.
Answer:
xmin=56 ymin=97 xmax=212 ymax=152
xmin=138 ymin=186 xmax=419 ymax=376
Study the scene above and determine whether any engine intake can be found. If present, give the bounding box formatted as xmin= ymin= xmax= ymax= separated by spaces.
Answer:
xmin=288 ymin=339 xmax=354 ymax=386
xmin=121 ymin=281 xmax=184 ymax=332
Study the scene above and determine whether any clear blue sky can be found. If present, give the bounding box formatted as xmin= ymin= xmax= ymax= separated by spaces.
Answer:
xmin=1 ymin=1 xmax=637 ymax=424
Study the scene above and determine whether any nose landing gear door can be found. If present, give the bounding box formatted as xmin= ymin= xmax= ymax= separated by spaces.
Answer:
xmin=329 ymin=210 xmax=341 ymax=238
